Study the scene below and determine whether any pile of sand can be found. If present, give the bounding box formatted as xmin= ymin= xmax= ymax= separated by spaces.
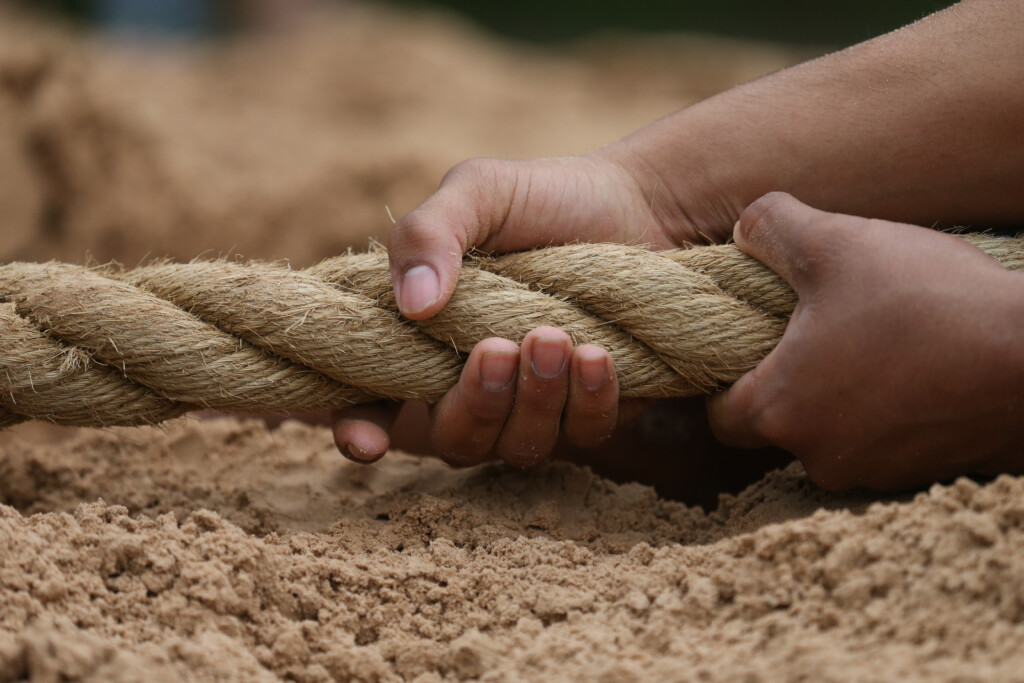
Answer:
xmin=0 ymin=4 xmax=809 ymax=268
xmin=3 ymin=419 xmax=1024 ymax=681
xmin=3 ymin=5 xmax=1022 ymax=681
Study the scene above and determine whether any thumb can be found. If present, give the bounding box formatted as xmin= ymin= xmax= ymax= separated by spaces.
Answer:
xmin=388 ymin=158 xmax=520 ymax=320
xmin=710 ymin=192 xmax=843 ymax=449
xmin=733 ymin=192 xmax=844 ymax=293
xmin=389 ymin=155 xmax=648 ymax=320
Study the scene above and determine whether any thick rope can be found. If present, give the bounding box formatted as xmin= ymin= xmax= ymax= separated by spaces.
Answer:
xmin=0 ymin=233 xmax=1019 ymax=427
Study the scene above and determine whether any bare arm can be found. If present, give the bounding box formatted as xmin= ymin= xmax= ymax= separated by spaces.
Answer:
xmin=610 ymin=0 xmax=1024 ymax=243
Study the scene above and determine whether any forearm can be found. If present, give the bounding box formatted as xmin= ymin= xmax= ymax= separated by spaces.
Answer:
xmin=606 ymin=0 xmax=1024 ymax=241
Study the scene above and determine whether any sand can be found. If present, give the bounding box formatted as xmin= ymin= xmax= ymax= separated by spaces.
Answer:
xmin=4 ymin=419 xmax=1024 ymax=681
xmin=3 ymin=5 xmax=1023 ymax=681
xmin=0 ymin=4 xmax=812 ymax=269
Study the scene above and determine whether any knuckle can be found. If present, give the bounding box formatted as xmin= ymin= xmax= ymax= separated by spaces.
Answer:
xmin=387 ymin=212 xmax=442 ymax=255
xmin=737 ymin=191 xmax=795 ymax=243
xmin=441 ymin=157 xmax=504 ymax=191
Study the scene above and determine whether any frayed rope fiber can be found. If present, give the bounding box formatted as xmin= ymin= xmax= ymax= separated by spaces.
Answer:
xmin=1 ymin=234 xmax=1022 ymax=428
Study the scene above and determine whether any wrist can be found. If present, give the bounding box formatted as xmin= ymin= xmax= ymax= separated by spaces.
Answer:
xmin=597 ymin=98 xmax=790 ymax=245
xmin=599 ymin=0 xmax=1024 ymax=238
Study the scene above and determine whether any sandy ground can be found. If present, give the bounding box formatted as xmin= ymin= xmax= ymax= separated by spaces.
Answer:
xmin=3 ymin=4 xmax=1024 ymax=681
xmin=4 ymin=419 xmax=1024 ymax=681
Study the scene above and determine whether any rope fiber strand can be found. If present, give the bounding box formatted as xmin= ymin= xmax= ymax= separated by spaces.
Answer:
xmin=0 ymin=234 xmax=1020 ymax=428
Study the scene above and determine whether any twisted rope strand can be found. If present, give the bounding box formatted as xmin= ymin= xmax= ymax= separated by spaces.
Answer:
xmin=489 ymin=246 xmax=788 ymax=391
xmin=309 ymin=252 xmax=695 ymax=396
xmin=0 ymin=234 xmax=1020 ymax=427
xmin=122 ymin=260 xmax=461 ymax=401
xmin=0 ymin=303 xmax=186 ymax=426
xmin=0 ymin=263 xmax=368 ymax=413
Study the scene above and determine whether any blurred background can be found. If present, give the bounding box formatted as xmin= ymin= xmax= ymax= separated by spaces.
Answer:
xmin=0 ymin=0 xmax=950 ymax=268
xmin=26 ymin=0 xmax=948 ymax=45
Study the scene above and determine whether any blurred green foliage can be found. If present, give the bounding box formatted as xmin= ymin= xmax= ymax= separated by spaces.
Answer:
xmin=392 ymin=0 xmax=952 ymax=46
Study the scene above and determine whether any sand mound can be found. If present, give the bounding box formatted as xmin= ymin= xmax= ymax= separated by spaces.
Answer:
xmin=0 ymin=5 xmax=809 ymax=268
xmin=2 ymin=419 xmax=1024 ymax=681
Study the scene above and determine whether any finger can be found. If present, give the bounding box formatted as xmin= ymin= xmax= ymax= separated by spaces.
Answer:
xmin=562 ymin=345 xmax=618 ymax=448
xmin=430 ymin=338 xmax=520 ymax=467
xmin=388 ymin=157 xmax=647 ymax=320
xmin=495 ymin=327 xmax=572 ymax=466
xmin=388 ymin=159 xmax=519 ymax=320
xmin=331 ymin=402 xmax=402 ymax=463
xmin=733 ymin=192 xmax=846 ymax=292
xmin=705 ymin=375 xmax=773 ymax=450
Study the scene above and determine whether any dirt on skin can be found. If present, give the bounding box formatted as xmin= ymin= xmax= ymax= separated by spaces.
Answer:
xmin=3 ymin=4 xmax=1023 ymax=682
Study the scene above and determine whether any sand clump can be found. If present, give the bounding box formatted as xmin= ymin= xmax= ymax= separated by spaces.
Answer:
xmin=2 ymin=419 xmax=1024 ymax=681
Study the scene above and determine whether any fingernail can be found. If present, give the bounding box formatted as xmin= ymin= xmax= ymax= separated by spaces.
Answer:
xmin=530 ymin=336 xmax=567 ymax=379
xmin=481 ymin=350 xmax=518 ymax=392
xmin=399 ymin=265 xmax=439 ymax=315
xmin=578 ymin=349 xmax=609 ymax=391
xmin=345 ymin=442 xmax=383 ymax=463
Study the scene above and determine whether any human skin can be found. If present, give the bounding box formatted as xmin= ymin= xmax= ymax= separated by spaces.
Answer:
xmin=333 ymin=0 xmax=1024 ymax=490
xmin=709 ymin=193 xmax=1024 ymax=490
